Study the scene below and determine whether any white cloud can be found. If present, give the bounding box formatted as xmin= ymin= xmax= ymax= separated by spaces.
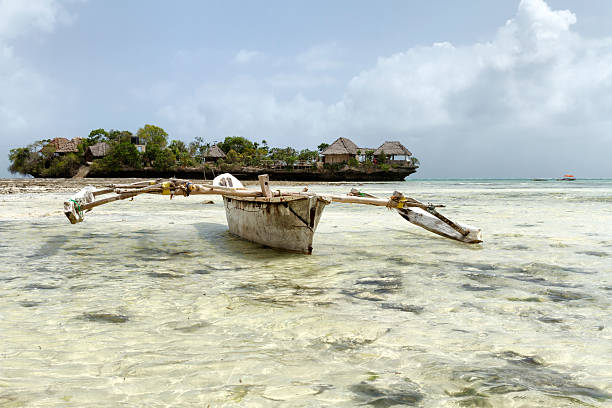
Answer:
xmin=265 ymin=72 xmax=337 ymax=89
xmin=0 ymin=0 xmax=71 ymax=134
xmin=0 ymin=0 xmax=75 ymax=175
xmin=157 ymin=80 xmax=327 ymax=142
xmin=234 ymin=49 xmax=262 ymax=64
xmin=296 ymin=43 xmax=341 ymax=71
xmin=334 ymin=0 xmax=611 ymax=136
xmin=0 ymin=43 xmax=48 ymax=132
xmin=0 ymin=0 xmax=73 ymax=39
xmin=157 ymin=0 xmax=612 ymax=176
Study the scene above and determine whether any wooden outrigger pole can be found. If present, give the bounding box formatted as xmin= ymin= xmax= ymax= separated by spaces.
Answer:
xmin=64 ymin=174 xmax=482 ymax=254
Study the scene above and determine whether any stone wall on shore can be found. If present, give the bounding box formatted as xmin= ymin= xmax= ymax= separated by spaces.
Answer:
xmin=86 ymin=164 xmax=418 ymax=182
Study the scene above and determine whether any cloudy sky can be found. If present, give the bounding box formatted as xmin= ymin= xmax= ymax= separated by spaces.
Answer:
xmin=1 ymin=0 xmax=612 ymax=178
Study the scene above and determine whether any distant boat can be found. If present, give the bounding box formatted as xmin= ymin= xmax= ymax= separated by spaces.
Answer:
xmin=535 ymin=175 xmax=576 ymax=181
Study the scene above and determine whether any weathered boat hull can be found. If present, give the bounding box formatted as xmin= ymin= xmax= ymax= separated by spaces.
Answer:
xmin=222 ymin=195 xmax=329 ymax=254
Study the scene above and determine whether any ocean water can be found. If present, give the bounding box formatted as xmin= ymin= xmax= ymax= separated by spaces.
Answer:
xmin=0 ymin=178 xmax=610 ymax=407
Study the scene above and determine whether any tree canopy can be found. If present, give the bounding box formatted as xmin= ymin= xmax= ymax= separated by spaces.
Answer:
xmin=218 ymin=136 xmax=255 ymax=155
xmin=87 ymin=128 xmax=108 ymax=144
xmin=137 ymin=124 xmax=168 ymax=147
xmin=108 ymin=130 xmax=133 ymax=143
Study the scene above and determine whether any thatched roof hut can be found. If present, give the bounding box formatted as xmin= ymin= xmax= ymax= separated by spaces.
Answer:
xmin=85 ymin=142 xmax=111 ymax=161
xmin=321 ymin=137 xmax=360 ymax=164
xmin=321 ymin=137 xmax=359 ymax=155
xmin=203 ymin=145 xmax=226 ymax=161
xmin=46 ymin=137 xmax=80 ymax=154
xmin=373 ymin=141 xmax=412 ymax=157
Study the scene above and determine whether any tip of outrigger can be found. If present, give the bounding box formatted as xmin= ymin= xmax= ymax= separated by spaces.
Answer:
xmin=64 ymin=202 xmax=81 ymax=224
xmin=64 ymin=185 xmax=96 ymax=224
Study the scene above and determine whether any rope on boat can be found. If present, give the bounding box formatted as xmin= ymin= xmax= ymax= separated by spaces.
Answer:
xmin=69 ymin=199 xmax=83 ymax=219
xmin=284 ymin=202 xmax=313 ymax=231
xmin=161 ymin=181 xmax=172 ymax=195
xmin=386 ymin=193 xmax=420 ymax=210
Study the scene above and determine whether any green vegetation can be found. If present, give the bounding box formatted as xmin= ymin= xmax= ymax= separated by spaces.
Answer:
xmin=8 ymin=125 xmax=416 ymax=177
xmin=8 ymin=141 xmax=81 ymax=178
xmin=87 ymin=128 xmax=108 ymax=144
xmin=93 ymin=141 xmax=141 ymax=173
xmin=137 ymin=124 xmax=168 ymax=147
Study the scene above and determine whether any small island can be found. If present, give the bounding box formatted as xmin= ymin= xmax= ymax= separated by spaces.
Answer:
xmin=8 ymin=125 xmax=419 ymax=181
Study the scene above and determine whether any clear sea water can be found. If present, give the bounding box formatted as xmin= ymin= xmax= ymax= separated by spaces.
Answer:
xmin=0 ymin=178 xmax=611 ymax=407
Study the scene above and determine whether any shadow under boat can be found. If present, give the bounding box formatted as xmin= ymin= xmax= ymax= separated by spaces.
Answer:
xmin=192 ymin=221 xmax=308 ymax=260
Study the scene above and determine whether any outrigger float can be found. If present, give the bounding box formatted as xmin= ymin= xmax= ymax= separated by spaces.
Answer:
xmin=63 ymin=174 xmax=482 ymax=254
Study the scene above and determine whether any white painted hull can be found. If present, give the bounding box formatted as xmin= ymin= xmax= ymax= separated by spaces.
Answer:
xmin=222 ymin=195 xmax=329 ymax=254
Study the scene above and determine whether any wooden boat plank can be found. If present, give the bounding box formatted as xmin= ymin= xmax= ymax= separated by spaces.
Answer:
xmin=223 ymin=195 xmax=328 ymax=254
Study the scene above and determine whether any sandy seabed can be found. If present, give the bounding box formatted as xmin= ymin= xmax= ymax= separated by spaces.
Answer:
xmin=0 ymin=178 xmax=611 ymax=407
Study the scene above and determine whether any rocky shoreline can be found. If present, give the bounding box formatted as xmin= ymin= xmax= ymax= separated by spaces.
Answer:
xmin=85 ymin=164 xmax=418 ymax=182
xmin=1 ymin=164 xmax=417 ymax=195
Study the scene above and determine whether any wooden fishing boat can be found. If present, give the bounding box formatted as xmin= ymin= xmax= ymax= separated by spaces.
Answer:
xmin=223 ymin=194 xmax=329 ymax=254
xmin=62 ymin=173 xmax=482 ymax=253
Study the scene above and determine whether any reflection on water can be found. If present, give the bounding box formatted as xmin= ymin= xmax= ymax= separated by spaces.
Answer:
xmin=0 ymin=179 xmax=611 ymax=406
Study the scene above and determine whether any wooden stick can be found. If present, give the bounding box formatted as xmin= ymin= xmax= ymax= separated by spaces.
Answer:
xmin=71 ymin=184 xmax=170 ymax=214
xmin=170 ymin=178 xmax=212 ymax=186
xmin=110 ymin=179 xmax=162 ymax=189
xmin=112 ymin=182 xmax=261 ymax=198
xmin=349 ymin=188 xmax=377 ymax=198
xmin=93 ymin=188 xmax=115 ymax=196
xmin=258 ymin=174 xmax=273 ymax=198
xmin=291 ymin=192 xmax=421 ymax=208
xmin=80 ymin=191 xmax=141 ymax=210
xmin=190 ymin=184 xmax=262 ymax=197
xmin=190 ymin=188 xmax=263 ymax=197
xmin=113 ymin=184 xmax=165 ymax=195
xmin=191 ymin=183 xmax=248 ymax=192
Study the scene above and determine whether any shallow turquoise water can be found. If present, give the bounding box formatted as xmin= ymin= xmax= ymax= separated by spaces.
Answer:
xmin=0 ymin=179 xmax=611 ymax=406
